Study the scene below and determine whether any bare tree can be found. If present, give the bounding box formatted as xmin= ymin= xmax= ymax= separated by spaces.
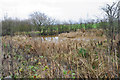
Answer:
xmin=30 ymin=12 xmax=47 ymax=26
xmin=102 ymin=2 xmax=120 ymax=77
xmin=102 ymin=2 xmax=119 ymax=52
xmin=30 ymin=11 xmax=56 ymax=35
xmin=30 ymin=11 xmax=55 ymax=27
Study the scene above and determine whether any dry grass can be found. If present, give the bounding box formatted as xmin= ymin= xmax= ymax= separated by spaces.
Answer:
xmin=1 ymin=29 xmax=119 ymax=78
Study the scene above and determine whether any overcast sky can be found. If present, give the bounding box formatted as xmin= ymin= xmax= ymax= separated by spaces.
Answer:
xmin=0 ymin=0 xmax=118 ymax=21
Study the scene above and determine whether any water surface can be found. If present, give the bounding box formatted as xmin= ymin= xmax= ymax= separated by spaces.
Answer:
xmin=34 ymin=35 xmax=101 ymax=42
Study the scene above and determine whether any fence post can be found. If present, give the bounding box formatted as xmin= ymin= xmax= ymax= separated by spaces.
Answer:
xmin=0 ymin=18 xmax=3 ymax=78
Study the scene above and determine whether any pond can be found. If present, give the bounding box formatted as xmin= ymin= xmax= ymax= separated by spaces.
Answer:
xmin=33 ymin=36 xmax=60 ymax=42
xmin=33 ymin=35 xmax=101 ymax=43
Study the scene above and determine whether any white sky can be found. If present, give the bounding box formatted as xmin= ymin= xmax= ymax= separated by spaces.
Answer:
xmin=0 ymin=0 xmax=118 ymax=21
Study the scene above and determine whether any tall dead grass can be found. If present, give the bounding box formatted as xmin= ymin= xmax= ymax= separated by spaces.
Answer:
xmin=1 ymin=29 xmax=119 ymax=78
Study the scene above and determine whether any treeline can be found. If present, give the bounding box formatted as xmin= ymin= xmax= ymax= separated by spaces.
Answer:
xmin=2 ymin=12 xmax=105 ymax=36
xmin=2 ymin=18 xmax=33 ymax=36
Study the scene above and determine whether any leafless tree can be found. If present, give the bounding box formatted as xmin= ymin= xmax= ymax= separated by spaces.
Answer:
xmin=102 ymin=2 xmax=119 ymax=52
xmin=102 ymin=2 xmax=117 ymax=36
xmin=30 ymin=12 xmax=47 ymax=26
xmin=30 ymin=11 xmax=55 ymax=27
xmin=102 ymin=2 xmax=120 ymax=77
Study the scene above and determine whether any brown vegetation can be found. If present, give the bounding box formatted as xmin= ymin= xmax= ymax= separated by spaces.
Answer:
xmin=1 ymin=29 xmax=119 ymax=78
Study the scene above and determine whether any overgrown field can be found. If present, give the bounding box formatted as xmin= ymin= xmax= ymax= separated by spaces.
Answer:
xmin=1 ymin=29 xmax=119 ymax=78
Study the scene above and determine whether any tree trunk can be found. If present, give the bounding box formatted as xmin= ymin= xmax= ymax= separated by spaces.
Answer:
xmin=109 ymin=17 xmax=114 ymax=53
xmin=117 ymin=1 xmax=120 ymax=77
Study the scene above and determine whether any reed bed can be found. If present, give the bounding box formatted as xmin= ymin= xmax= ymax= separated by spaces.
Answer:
xmin=1 ymin=29 xmax=119 ymax=78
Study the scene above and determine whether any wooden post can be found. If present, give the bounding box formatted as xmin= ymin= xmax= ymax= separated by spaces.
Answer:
xmin=0 ymin=20 xmax=3 ymax=78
